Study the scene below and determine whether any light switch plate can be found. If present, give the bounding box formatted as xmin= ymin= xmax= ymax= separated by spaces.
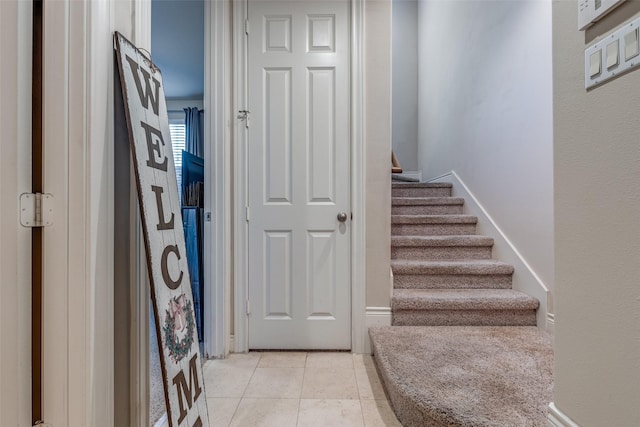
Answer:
xmin=579 ymin=0 xmax=627 ymax=30
xmin=586 ymin=16 xmax=640 ymax=89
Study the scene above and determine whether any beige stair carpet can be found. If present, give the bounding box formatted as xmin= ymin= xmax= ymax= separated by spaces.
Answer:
xmin=370 ymin=326 xmax=553 ymax=427
xmin=370 ymin=182 xmax=552 ymax=426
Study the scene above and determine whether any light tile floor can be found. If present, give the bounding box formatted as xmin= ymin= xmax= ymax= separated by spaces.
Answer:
xmin=203 ymin=352 xmax=402 ymax=427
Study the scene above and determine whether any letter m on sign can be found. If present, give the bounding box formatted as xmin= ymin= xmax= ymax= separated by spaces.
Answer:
xmin=172 ymin=354 xmax=203 ymax=425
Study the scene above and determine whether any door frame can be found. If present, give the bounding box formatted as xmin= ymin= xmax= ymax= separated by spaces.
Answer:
xmin=40 ymin=1 xmax=151 ymax=425
xmin=203 ymin=0 xmax=233 ymax=359
xmin=227 ymin=0 xmax=366 ymax=353
xmin=0 ymin=1 xmax=33 ymax=424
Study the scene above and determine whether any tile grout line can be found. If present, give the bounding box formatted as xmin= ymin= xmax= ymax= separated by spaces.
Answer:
xmin=224 ymin=397 xmax=241 ymax=427
xmin=295 ymin=352 xmax=309 ymax=425
xmin=353 ymin=355 xmax=367 ymax=427
xmin=228 ymin=353 xmax=262 ymax=426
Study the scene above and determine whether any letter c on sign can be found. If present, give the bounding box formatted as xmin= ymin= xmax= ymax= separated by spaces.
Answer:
xmin=161 ymin=245 xmax=184 ymax=290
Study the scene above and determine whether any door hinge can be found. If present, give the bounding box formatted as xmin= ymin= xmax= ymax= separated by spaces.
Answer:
xmin=245 ymin=206 xmax=250 ymax=222
xmin=20 ymin=193 xmax=54 ymax=227
xmin=245 ymin=19 xmax=249 ymax=35
xmin=246 ymin=299 xmax=251 ymax=315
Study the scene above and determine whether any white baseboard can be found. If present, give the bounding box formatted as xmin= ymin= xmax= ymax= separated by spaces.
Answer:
xmin=429 ymin=171 xmax=551 ymax=329
xmin=548 ymin=403 xmax=580 ymax=427
xmin=546 ymin=313 xmax=555 ymax=336
xmin=363 ymin=306 xmax=392 ymax=354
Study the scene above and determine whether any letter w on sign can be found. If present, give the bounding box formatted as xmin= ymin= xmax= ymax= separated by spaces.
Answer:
xmin=114 ymin=32 xmax=209 ymax=427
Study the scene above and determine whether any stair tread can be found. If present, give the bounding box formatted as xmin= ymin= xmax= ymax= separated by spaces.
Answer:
xmin=391 ymin=235 xmax=493 ymax=247
xmin=393 ymin=289 xmax=539 ymax=310
xmin=392 ymin=182 xmax=452 ymax=189
xmin=392 ymin=197 xmax=464 ymax=206
xmin=392 ymin=214 xmax=477 ymax=224
xmin=391 ymin=259 xmax=514 ymax=275
xmin=368 ymin=326 xmax=553 ymax=427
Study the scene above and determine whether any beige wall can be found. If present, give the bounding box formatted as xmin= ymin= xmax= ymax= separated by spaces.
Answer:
xmin=365 ymin=0 xmax=393 ymax=307
xmin=553 ymin=1 xmax=640 ymax=425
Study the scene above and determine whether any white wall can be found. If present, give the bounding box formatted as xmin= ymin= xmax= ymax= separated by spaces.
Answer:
xmin=417 ymin=0 xmax=554 ymax=296
xmin=552 ymin=1 xmax=640 ymax=425
xmin=392 ymin=0 xmax=418 ymax=171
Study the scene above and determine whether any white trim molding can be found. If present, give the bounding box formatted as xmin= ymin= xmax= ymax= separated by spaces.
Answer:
xmin=232 ymin=0 xmax=249 ymax=353
xmin=546 ymin=312 xmax=555 ymax=336
xmin=363 ymin=307 xmax=392 ymax=354
xmin=350 ymin=0 xmax=367 ymax=354
xmin=429 ymin=171 xmax=551 ymax=328
xmin=41 ymin=1 xmax=153 ymax=425
xmin=204 ymin=0 xmax=232 ymax=358
xmin=0 ymin=1 xmax=32 ymax=425
xmin=548 ymin=403 xmax=581 ymax=427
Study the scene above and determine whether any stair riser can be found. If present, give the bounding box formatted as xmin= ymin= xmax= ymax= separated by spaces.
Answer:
xmin=392 ymin=205 xmax=464 ymax=215
xmin=392 ymin=223 xmax=476 ymax=236
xmin=392 ymin=188 xmax=451 ymax=197
xmin=391 ymin=246 xmax=492 ymax=261
xmin=391 ymin=309 xmax=537 ymax=327
xmin=393 ymin=274 xmax=513 ymax=289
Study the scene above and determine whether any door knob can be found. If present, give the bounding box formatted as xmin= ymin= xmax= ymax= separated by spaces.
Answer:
xmin=337 ymin=212 xmax=348 ymax=222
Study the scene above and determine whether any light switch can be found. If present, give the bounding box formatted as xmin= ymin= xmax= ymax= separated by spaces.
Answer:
xmin=606 ymin=40 xmax=619 ymax=69
xmin=585 ymin=16 xmax=640 ymax=89
xmin=590 ymin=50 xmax=602 ymax=78
xmin=624 ymin=28 xmax=639 ymax=60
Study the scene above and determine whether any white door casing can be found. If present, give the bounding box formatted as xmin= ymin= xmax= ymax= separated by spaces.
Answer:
xmin=247 ymin=0 xmax=351 ymax=349
xmin=0 ymin=1 xmax=32 ymax=425
xmin=40 ymin=1 xmax=149 ymax=425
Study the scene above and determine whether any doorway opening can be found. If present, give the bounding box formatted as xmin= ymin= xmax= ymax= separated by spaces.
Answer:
xmin=151 ymin=0 xmax=205 ymax=424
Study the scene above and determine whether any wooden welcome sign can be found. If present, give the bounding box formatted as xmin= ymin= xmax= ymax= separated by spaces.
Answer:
xmin=114 ymin=32 xmax=209 ymax=427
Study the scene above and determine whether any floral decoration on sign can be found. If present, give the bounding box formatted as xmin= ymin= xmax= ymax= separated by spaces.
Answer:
xmin=163 ymin=293 xmax=195 ymax=363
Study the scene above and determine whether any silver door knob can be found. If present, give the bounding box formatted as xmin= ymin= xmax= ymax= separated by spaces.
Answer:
xmin=337 ymin=212 xmax=348 ymax=222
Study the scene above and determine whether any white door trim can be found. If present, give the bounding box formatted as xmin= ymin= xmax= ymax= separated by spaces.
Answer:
xmin=349 ymin=0 xmax=366 ymax=355
xmin=41 ymin=1 xmax=150 ymax=425
xmin=131 ymin=2 xmax=152 ymax=425
xmin=203 ymin=0 xmax=233 ymax=359
xmin=230 ymin=0 xmax=366 ymax=353
xmin=232 ymin=0 xmax=250 ymax=353
xmin=0 ymin=1 xmax=32 ymax=424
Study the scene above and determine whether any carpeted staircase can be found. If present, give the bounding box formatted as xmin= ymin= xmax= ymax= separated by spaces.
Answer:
xmin=369 ymin=182 xmax=553 ymax=426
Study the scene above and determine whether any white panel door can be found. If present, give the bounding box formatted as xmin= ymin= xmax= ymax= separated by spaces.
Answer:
xmin=248 ymin=0 xmax=351 ymax=349
xmin=0 ymin=1 xmax=32 ymax=425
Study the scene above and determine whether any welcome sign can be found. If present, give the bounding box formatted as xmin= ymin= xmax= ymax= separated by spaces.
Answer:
xmin=114 ymin=32 xmax=209 ymax=427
